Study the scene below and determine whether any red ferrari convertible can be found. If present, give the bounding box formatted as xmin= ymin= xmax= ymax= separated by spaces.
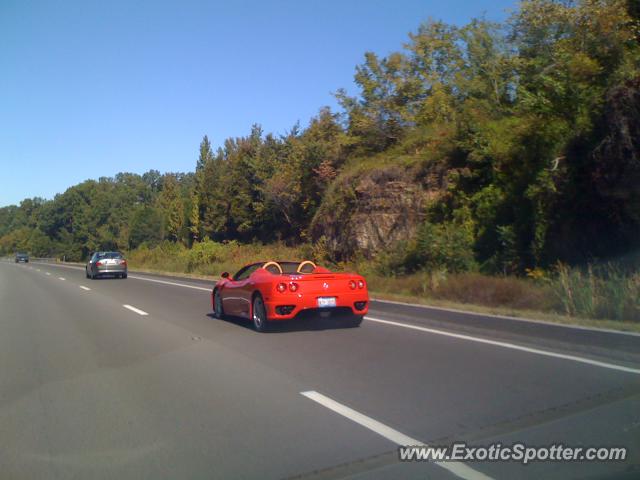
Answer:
xmin=211 ymin=260 xmax=369 ymax=331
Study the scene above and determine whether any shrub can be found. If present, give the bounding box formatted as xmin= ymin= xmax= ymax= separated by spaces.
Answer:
xmin=407 ymin=221 xmax=477 ymax=273
xmin=184 ymin=239 xmax=231 ymax=272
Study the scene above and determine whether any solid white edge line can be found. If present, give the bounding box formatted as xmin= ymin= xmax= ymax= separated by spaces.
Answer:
xmin=79 ymin=286 xmax=91 ymax=291
xmin=122 ymin=304 xmax=149 ymax=316
xmin=372 ymin=298 xmax=640 ymax=337
xmin=300 ymin=391 xmax=492 ymax=480
xmin=45 ymin=272 xmax=51 ymax=275
xmin=58 ymin=277 xmax=65 ymax=281
xmin=365 ymin=316 xmax=640 ymax=375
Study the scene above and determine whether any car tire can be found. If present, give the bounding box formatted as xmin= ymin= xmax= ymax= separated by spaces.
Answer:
xmin=252 ymin=294 xmax=270 ymax=332
xmin=122 ymin=273 xmax=127 ymax=279
xmin=347 ymin=315 xmax=364 ymax=328
xmin=86 ymin=268 xmax=90 ymax=279
xmin=213 ymin=289 xmax=225 ymax=319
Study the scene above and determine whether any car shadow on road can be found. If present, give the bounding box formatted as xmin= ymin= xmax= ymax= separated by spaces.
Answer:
xmin=206 ymin=311 xmax=361 ymax=333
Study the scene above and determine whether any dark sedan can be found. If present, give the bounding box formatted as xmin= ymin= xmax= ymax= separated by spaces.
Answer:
xmin=86 ymin=252 xmax=128 ymax=279
xmin=15 ymin=253 xmax=29 ymax=263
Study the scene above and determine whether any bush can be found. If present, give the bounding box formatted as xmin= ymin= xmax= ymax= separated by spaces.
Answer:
xmin=184 ymin=239 xmax=234 ymax=272
xmin=407 ymin=221 xmax=477 ymax=273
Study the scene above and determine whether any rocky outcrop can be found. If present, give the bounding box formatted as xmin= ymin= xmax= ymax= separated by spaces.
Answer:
xmin=310 ymin=164 xmax=443 ymax=260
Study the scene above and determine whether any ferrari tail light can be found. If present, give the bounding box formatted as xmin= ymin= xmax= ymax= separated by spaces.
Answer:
xmin=289 ymin=282 xmax=299 ymax=292
xmin=276 ymin=282 xmax=287 ymax=293
xmin=348 ymin=280 xmax=357 ymax=290
xmin=358 ymin=280 xmax=365 ymax=289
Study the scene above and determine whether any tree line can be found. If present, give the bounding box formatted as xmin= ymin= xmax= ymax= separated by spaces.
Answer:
xmin=1 ymin=0 xmax=638 ymax=272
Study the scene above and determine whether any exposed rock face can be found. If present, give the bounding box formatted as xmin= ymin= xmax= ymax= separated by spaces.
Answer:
xmin=310 ymin=166 xmax=436 ymax=259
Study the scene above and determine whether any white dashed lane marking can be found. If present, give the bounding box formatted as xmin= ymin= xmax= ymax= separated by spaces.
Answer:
xmin=122 ymin=304 xmax=148 ymax=316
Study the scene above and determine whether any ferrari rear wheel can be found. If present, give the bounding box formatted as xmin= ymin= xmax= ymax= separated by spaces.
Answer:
xmin=252 ymin=294 xmax=269 ymax=332
xmin=213 ymin=289 xmax=224 ymax=319
xmin=348 ymin=315 xmax=364 ymax=328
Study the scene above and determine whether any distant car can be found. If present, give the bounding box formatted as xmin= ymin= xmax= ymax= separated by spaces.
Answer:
xmin=15 ymin=253 xmax=29 ymax=263
xmin=211 ymin=260 xmax=369 ymax=331
xmin=86 ymin=251 xmax=128 ymax=279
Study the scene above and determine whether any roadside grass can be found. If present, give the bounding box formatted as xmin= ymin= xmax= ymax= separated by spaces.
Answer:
xmin=118 ymin=241 xmax=640 ymax=332
xmin=361 ymin=270 xmax=640 ymax=333
xmin=363 ymin=271 xmax=559 ymax=312
xmin=556 ymin=263 xmax=640 ymax=323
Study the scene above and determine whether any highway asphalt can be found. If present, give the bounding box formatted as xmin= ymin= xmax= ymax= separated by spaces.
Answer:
xmin=1 ymin=261 xmax=639 ymax=479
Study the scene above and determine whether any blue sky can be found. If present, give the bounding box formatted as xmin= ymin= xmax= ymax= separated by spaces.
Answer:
xmin=0 ymin=0 xmax=516 ymax=207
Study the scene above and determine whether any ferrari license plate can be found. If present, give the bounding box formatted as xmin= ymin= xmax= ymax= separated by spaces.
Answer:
xmin=317 ymin=297 xmax=337 ymax=308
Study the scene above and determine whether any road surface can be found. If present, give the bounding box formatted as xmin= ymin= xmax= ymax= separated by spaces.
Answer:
xmin=1 ymin=261 xmax=639 ymax=479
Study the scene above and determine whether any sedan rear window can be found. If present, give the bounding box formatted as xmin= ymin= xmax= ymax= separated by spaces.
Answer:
xmin=97 ymin=252 xmax=123 ymax=259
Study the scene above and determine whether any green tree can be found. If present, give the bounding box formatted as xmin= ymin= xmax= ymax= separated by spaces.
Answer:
xmin=157 ymin=174 xmax=184 ymax=242
xmin=129 ymin=206 xmax=163 ymax=249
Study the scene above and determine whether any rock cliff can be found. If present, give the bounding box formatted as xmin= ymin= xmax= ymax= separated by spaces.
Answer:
xmin=310 ymin=164 xmax=444 ymax=260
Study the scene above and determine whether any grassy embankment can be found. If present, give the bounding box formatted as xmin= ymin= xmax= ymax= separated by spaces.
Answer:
xmin=124 ymin=240 xmax=640 ymax=333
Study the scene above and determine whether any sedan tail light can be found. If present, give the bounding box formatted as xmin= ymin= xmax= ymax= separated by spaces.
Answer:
xmin=96 ymin=261 xmax=103 ymax=267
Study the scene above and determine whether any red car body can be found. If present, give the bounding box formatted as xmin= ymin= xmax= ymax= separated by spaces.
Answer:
xmin=211 ymin=261 xmax=369 ymax=331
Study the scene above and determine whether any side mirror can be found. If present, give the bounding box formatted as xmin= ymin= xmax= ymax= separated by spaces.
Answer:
xmin=221 ymin=272 xmax=230 ymax=278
